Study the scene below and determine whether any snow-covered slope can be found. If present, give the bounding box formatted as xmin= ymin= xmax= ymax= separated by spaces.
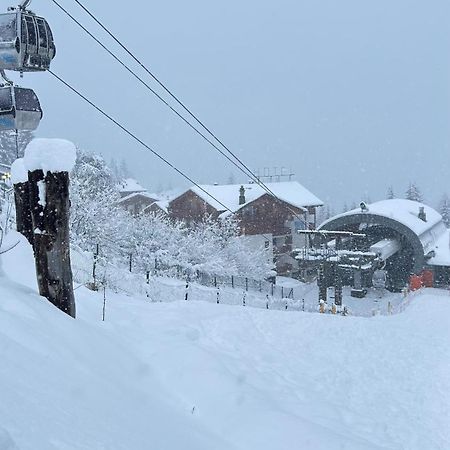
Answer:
xmin=1 ymin=234 xmax=449 ymax=450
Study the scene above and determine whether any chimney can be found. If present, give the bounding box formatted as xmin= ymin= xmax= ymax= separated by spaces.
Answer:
xmin=418 ymin=206 xmax=427 ymax=222
xmin=239 ymin=185 xmax=246 ymax=205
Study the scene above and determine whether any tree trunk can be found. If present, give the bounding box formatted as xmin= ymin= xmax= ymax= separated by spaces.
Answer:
xmin=28 ymin=169 xmax=76 ymax=318
xmin=13 ymin=181 xmax=34 ymax=245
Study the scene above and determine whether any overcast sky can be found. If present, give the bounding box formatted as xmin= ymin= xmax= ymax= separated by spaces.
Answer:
xmin=9 ymin=0 xmax=450 ymax=209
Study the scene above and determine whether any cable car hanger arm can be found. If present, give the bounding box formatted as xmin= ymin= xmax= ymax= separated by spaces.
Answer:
xmin=18 ymin=0 xmax=32 ymax=11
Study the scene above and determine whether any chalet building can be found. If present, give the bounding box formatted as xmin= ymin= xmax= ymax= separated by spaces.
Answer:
xmin=168 ymin=181 xmax=323 ymax=274
xmin=117 ymin=191 xmax=160 ymax=216
xmin=143 ymin=200 xmax=169 ymax=217
xmin=118 ymin=178 xmax=148 ymax=199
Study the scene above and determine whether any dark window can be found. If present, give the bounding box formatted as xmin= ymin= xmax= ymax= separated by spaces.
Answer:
xmin=36 ymin=18 xmax=47 ymax=49
xmin=0 ymin=88 xmax=13 ymax=112
xmin=14 ymin=89 xmax=41 ymax=112
xmin=265 ymin=240 xmax=270 ymax=249
xmin=25 ymin=16 xmax=37 ymax=46
xmin=44 ymin=20 xmax=54 ymax=49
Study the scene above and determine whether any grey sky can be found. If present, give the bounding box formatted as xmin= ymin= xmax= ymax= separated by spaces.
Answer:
xmin=8 ymin=0 xmax=450 ymax=209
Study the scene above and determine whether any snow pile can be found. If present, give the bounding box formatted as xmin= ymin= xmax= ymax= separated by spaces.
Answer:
xmin=23 ymin=138 xmax=77 ymax=174
xmin=1 ymin=235 xmax=449 ymax=450
xmin=10 ymin=159 xmax=27 ymax=185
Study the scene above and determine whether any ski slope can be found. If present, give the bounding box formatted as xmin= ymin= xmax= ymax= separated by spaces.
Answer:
xmin=1 ymin=233 xmax=449 ymax=450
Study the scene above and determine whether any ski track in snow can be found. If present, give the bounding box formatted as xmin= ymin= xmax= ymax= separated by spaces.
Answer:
xmin=0 ymin=233 xmax=449 ymax=450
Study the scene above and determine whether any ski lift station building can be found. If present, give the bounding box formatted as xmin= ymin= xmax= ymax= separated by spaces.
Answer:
xmin=319 ymin=199 xmax=450 ymax=289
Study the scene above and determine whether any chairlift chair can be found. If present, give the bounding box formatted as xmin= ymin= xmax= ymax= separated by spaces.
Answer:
xmin=0 ymin=2 xmax=56 ymax=72
xmin=0 ymin=84 xmax=42 ymax=131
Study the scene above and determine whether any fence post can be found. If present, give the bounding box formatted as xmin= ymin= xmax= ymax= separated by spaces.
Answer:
xmin=243 ymin=290 xmax=246 ymax=307
xmin=281 ymin=287 xmax=284 ymax=298
xmin=216 ymin=286 xmax=220 ymax=304
xmin=231 ymin=275 xmax=234 ymax=288
xmin=129 ymin=253 xmax=133 ymax=272
xmin=259 ymin=281 xmax=262 ymax=292
xmin=102 ymin=285 xmax=106 ymax=322
xmin=245 ymin=278 xmax=248 ymax=291
xmin=146 ymin=271 xmax=150 ymax=298
xmin=302 ymin=299 xmax=305 ymax=312
xmin=271 ymin=283 xmax=274 ymax=296
xmin=214 ymin=276 xmax=217 ymax=288
xmin=93 ymin=243 xmax=99 ymax=288
xmin=266 ymin=294 xmax=269 ymax=309
xmin=185 ymin=280 xmax=189 ymax=301
xmin=285 ymin=300 xmax=288 ymax=311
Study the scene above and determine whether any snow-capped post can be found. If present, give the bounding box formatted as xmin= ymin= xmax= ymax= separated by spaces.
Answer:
xmin=14 ymin=139 xmax=77 ymax=318
xmin=11 ymin=159 xmax=34 ymax=245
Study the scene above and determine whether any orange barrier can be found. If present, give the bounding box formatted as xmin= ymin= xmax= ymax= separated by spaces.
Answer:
xmin=409 ymin=275 xmax=423 ymax=291
xmin=421 ymin=270 xmax=434 ymax=288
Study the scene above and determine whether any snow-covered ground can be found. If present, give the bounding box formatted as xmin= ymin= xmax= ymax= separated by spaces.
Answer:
xmin=1 ymin=233 xmax=449 ymax=450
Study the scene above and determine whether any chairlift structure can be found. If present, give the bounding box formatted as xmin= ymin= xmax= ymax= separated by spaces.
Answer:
xmin=0 ymin=1 xmax=53 ymax=138
xmin=0 ymin=0 xmax=55 ymax=73
xmin=0 ymin=80 xmax=42 ymax=131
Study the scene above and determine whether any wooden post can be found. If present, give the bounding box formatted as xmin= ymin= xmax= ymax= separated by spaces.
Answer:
xmin=13 ymin=181 xmax=34 ymax=245
xmin=28 ymin=169 xmax=76 ymax=318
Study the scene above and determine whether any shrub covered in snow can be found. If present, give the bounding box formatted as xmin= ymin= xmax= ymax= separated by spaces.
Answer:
xmin=69 ymin=150 xmax=273 ymax=285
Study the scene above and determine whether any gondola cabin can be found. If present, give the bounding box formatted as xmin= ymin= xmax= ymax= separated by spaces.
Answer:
xmin=0 ymin=85 xmax=42 ymax=131
xmin=0 ymin=11 xmax=55 ymax=72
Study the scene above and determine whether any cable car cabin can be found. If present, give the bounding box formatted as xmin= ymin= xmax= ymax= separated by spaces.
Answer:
xmin=0 ymin=11 xmax=55 ymax=72
xmin=0 ymin=86 xmax=42 ymax=131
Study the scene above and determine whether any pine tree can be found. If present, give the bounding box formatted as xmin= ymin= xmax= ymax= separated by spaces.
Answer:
xmin=387 ymin=185 xmax=395 ymax=199
xmin=439 ymin=193 xmax=450 ymax=227
xmin=0 ymin=130 xmax=34 ymax=165
xmin=405 ymin=182 xmax=423 ymax=203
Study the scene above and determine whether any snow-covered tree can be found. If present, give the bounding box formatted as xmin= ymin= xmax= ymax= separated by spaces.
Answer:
xmin=439 ymin=194 xmax=450 ymax=228
xmin=70 ymin=150 xmax=129 ymax=259
xmin=387 ymin=185 xmax=395 ymax=200
xmin=405 ymin=182 xmax=423 ymax=203
xmin=0 ymin=130 xmax=33 ymax=165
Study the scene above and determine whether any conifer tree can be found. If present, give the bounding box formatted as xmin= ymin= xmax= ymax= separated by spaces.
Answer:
xmin=439 ymin=193 xmax=450 ymax=227
xmin=405 ymin=182 xmax=423 ymax=202
xmin=387 ymin=185 xmax=395 ymax=199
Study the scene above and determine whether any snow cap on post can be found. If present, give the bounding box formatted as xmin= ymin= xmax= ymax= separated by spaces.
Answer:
xmin=10 ymin=158 xmax=28 ymax=184
xmin=24 ymin=139 xmax=77 ymax=174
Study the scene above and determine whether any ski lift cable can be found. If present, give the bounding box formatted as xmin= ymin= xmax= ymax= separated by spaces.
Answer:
xmin=69 ymin=0 xmax=272 ymax=188
xmin=49 ymin=0 xmax=260 ymax=188
xmin=48 ymin=69 xmax=273 ymax=241
xmin=50 ymin=0 xmax=311 ymax=228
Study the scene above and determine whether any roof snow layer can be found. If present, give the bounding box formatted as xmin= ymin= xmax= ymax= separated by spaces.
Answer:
xmin=323 ymin=199 xmax=442 ymax=236
xmin=321 ymin=199 xmax=450 ymax=266
xmin=191 ymin=181 xmax=323 ymax=212
xmin=119 ymin=178 xmax=146 ymax=193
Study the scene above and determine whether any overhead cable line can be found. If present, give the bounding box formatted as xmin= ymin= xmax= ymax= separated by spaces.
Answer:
xmin=48 ymin=69 xmax=272 ymax=241
xmin=51 ymin=0 xmax=311 ymax=227
xmin=49 ymin=0 xmax=261 ymax=186
xmin=70 ymin=0 xmax=266 ymax=183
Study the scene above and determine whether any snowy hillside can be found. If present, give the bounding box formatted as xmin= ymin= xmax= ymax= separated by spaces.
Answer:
xmin=1 ymin=234 xmax=449 ymax=450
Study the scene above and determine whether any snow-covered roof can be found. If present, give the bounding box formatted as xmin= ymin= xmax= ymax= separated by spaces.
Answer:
xmin=117 ymin=191 xmax=159 ymax=204
xmin=118 ymin=178 xmax=147 ymax=193
xmin=144 ymin=200 xmax=170 ymax=214
xmin=321 ymin=199 xmax=450 ymax=267
xmin=428 ymin=229 xmax=450 ymax=267
xmin=322 ymin=199 xmax=442 ymax=237
xmin=189 ymin=181 xmax=323 ymax=213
